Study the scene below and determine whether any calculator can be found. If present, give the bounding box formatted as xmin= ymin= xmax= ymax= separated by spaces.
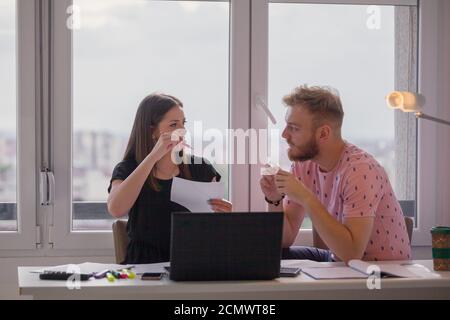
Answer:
xmin=39 ymin=271 xmax=91 ymax=281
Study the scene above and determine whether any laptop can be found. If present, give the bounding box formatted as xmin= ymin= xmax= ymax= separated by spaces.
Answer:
xmin=169 ymin=212 xmax=283 ymax=281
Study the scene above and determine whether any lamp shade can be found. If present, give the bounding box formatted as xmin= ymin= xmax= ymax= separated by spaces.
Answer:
xmin=386 ymin=91 xmax=425 ymax=112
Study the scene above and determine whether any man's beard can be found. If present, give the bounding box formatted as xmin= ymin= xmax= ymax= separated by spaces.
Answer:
xmin=287 ymin=137 xmax=319 ymax=162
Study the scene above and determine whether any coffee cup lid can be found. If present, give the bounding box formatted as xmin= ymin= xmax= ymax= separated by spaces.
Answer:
xmin=431 ymin=226 xmax=450 ymax=235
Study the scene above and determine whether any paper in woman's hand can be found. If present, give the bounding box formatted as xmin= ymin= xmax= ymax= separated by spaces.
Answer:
xmin=170 ymin=177 xmax=225 ymax=212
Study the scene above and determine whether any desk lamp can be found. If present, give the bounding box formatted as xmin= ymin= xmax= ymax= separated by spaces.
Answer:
xmin=386 ymin=91 xmax=450 ymax=271
xmin=386 ymin=91 xmax=450 ymax=126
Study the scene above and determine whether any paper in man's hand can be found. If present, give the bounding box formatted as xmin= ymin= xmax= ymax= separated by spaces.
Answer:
xmin=260 ymin=163 xmax=280 ymax=176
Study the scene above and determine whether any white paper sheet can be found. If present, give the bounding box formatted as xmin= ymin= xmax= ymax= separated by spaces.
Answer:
xmin=280 ymin=259 xmax=323 ymax=269
xmin=30 ymin=262 xmax=172 ymax=275
xmin=30 ymin=262 xmax=134 ymax=274
xmin=349 ymin=260 xmax=440 ymax=279
xmin=301 ymin=266 xmax=368 ymax=279
xmin=170 ymin=177 xmax=225 ymax=212
xmin=301 ymin=260 xmax=441 ymax=280
xmin=260 ymin=163 xmax=280 ymax=176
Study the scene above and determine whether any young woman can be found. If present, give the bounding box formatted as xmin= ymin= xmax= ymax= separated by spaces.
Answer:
xmin=107 ymin=93 xmax=232 ymax=264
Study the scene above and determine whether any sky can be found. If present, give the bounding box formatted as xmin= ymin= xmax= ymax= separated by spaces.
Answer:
xmin=1 ymin=0 xmax=397 ymax=141
xmin=0 ymin=0 xmax=16 ymax=134
xmin=268 ymin=3 xmax=395 ymax=141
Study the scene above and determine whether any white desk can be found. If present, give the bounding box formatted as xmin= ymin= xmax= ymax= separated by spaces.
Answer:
xmin=18 ymin=260 xmax=450 ymax=300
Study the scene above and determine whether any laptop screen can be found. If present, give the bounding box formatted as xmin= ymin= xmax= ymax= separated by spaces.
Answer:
xmin=169 ymin=212 xmax=283 ymax=281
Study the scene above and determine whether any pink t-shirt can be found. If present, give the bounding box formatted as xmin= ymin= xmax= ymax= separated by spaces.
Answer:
xmin=287 ymin=142 xmax=411 ymax=261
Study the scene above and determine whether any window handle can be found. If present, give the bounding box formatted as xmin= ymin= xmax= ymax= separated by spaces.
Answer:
xmin=39 ymin=171 xmax=48 ymax=205
xmin=48 ymin=171 xmax=55 ymax=205
xmin=39 ymin=169 xmax=55 ymax=206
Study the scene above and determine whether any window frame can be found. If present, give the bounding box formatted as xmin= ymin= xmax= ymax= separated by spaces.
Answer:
xmin=0 ymin=0 xmax=38 ymax=250
xmin=413 ymin=0 xmax=439 ymax=246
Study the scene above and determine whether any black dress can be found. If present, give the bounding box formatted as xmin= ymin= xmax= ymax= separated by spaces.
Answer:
xmin=107 ymin=155 xmax=221 ymax=264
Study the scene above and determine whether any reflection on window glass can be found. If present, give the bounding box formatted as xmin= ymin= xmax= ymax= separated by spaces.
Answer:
xmin=72 ymin=0 xmax=229 ymax=230
xmin=269 ymin=4 xmax=402 ymax=229
xmin=0 ymin=0 xmax=17 ymax=232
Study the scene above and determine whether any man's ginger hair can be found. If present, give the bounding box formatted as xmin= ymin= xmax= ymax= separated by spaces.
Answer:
xmin=283 ymin=85 xmax=344 ymax=131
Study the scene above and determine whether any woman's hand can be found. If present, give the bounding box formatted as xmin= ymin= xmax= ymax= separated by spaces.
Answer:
xmin=208 ymin=199 xmax=232 ymax=213
xmin=149 ymin=132 xmax=180 ymax=162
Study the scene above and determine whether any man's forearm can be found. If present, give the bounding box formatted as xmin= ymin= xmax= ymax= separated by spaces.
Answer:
xmin=268 ymin=203 xmax=296 ymax=247
xmin=302 ymin=196 xmax=359 ymax=262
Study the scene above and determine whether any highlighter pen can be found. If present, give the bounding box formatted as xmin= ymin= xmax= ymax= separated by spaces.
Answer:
xmin=121 ymin=269 xmax=132 ymax=279
xmin=106 ymin=272 xmax=115 ymax=282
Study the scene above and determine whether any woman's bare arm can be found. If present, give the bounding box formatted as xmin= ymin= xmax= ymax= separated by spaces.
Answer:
xmin=107 ymin=155 xmax=157 ymax=218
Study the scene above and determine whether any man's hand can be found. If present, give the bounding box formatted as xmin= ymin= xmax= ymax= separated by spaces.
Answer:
xmin=274 ymin=169 xmax=314 ymax=205
xmin=260 ymin=175 xmax=284 ymax=202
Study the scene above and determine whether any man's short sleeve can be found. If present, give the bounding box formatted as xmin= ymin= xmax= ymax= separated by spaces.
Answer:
xmin=342 ymin=163 xmax=383 ymax=218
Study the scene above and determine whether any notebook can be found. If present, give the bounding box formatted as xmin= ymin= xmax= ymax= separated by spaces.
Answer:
xmin=301 ymin=259 xmax=439 ymax=280
xmin=169 ymin=212 xmax=283 ymax=281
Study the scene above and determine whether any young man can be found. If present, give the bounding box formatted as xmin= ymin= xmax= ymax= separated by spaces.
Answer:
xmin=260 ymin=85 xmax=411 ymax=263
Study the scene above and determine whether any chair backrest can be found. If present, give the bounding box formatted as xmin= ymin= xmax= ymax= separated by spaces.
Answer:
xmin=404 ymin=216 xmax=414 ymax=243
xmin=313 ymin=216 xmax=414 ymax=249
xmin=112 ymin=220 xmax=129 ymax=264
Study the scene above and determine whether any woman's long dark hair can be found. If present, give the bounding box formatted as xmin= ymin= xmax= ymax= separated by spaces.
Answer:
xmin=123 ymin=93 xmax=191 ymax=191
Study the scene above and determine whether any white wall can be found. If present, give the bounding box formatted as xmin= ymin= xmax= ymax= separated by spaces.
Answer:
xmin=435 ymin=0 xmax=450 ymax=227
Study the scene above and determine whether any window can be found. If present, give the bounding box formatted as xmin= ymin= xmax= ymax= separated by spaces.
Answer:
xmin=49 ymin=0 xmax=231 ymax=248
xmin=265 ymin=2 xmax=417 ymax=230
xmin=0 ymin=0 xmax=37 ymax=250
xmin=0 ymin=0 xmax=17 ymax=232
xmin=71 ymin=0 xmax=230 ymax=230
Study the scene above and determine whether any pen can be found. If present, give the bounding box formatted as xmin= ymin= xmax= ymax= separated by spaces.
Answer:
xmin=94 ymin=269 xmax=110 ymax=279
xmin=181 ymin=142 xmax=192 ymax=149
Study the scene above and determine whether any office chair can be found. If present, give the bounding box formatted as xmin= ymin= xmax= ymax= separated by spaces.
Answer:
xmin=112 ymin=220 xmax=129 ymax=264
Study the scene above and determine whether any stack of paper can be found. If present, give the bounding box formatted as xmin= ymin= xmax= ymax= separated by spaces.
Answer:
xmin=31 ymin=262 xmax=133 ymax=274
xmin=31 ymin=262 xmax=171 ymax=275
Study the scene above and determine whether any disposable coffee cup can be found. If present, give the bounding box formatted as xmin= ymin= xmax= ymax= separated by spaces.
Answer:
xmin=431 ymin=226 xmax=450 ymax=271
